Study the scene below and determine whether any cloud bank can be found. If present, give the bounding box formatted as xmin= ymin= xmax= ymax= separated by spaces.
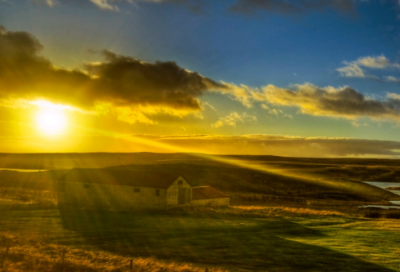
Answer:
xmin=130 ymin=134 xmax=400 ymax=157
xmin=259 ymin=84 xmax=400 ymax=120
xmin=2 ymin=25 xmax=400 ymax=125
xmin=218 ymin=82 xmax=400 ymax=122
xmin=0 ymin=26 xmax=227 ymax=122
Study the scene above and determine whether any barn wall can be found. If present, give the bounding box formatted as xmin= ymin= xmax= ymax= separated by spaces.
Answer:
xmin=59 ymin=181 xmax=167 ymax=210
xmin=167 ymin=176 xmax=192 ymax=206
xmin=191 ymin=197 xmax=230 ymax=207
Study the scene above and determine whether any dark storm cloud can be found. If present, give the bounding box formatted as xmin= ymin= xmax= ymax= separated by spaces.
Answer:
xmin=0 ymin=26 xmax=226 ymax=112
xmin=85 ymin=50 xmax=226 ymax=110
xmin=0 ymin=25 xmax=90 ymax=106
xmin=229 ymin=0 xmax=357 ymax=15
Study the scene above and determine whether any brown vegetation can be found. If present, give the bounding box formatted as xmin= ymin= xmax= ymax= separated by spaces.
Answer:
xmin=359 ymin=208 xmax=400 ymax=219
xmin=0 ymin=233 xmax=224 ymax=272
xmin=386 ymin=187 xmax=400 ymax=190
xmin=174 ymin=205 xmax=346 ymax=218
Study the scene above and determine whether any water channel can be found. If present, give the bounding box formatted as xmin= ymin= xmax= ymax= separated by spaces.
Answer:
xmin=360 ymin=181 xmax=400 ymax=209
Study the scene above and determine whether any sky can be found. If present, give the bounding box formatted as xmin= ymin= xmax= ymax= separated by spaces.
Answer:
xmin=1 ymin=0 xmax=400 ymax=157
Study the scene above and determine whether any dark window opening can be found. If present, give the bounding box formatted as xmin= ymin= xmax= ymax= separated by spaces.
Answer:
xmin=155 ymin=189 xmax=160 ymax=196
xmin=178 ymin=180 xmax=183 ymax=186
xmin=84 ymin=184 xmax=90 ymax=189
xmin=134 ymin=188 xmax=140 ymax=193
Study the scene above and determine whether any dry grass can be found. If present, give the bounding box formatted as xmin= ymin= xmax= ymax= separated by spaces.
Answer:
xmin=0 ymin=187 xmax=56 ymax=205
xmin=1 ymin=208 xmax=399 ymax=271
xmin=232 ymin=205 xmax=345 ymax=217
xmin=359 ymin=208 xmax=400 ymax=219
xmin=171 ymin=204 xmax=346 ymax=218
xmin=0 ymin=233 xmax=225 ymax=272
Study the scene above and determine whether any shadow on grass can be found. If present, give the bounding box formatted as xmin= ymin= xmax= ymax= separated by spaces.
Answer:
xmin=59 ymin=209 xmax=395 ymax=272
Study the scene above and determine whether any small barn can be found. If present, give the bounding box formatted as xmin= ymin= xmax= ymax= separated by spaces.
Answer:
xmin=58 ymin=168 xmax=229 ymax=210
xmin=192 ymin=186 xmax=230 ymax=206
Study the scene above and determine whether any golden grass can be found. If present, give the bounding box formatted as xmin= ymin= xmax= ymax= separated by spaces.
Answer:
xmin=232 ymin=206 xmax=345 ymax=216
xmin=232 ymin=205 xmax=345 ymax=217
xmin=172 ymin=205 xmax=346 ymax=218
xmin=0 ymin=234 xmax=226 ymax=272
xmin=0 ymin=187 xmax=56 ymax=205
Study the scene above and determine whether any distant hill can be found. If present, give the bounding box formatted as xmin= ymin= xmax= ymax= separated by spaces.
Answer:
xmin=0 ymin=152 xmax=400 ymax=169
xmin=0 ymin=170 xmax=67 ymax=191
xmin=0 ymin=153 xmax=399 ymax=202
xmin=107 ymin=163 xmax=398 ymax=201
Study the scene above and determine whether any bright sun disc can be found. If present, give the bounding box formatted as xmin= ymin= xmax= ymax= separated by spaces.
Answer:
xmin=36 ymin=108 xmax=67 ymax=135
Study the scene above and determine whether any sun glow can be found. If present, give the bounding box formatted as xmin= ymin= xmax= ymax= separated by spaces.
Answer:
xmin=36 ymin=108 xmax=67 ymax=135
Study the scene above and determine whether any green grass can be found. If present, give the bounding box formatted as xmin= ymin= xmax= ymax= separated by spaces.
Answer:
xmin=0 ymin=207 xmax=399 ymax=271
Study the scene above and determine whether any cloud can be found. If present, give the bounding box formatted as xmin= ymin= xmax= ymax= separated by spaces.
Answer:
xmin=216 ymin=82 xmax=255 ymax=108
xmin=132 ymin=134 xmax=400 ymax=157
xmin=0 ymin=26 xmax=229 ymax=123
xmin=28 ymin=0 xmax=362 ymax=15
xmin=337 ymin=55 xmax=400 ymax=79
xmin=29 ymin=0 xmax=205 ymax=12
xmin=3 ymin=132 xmax=400 ymax=157
xmin=89 ymin=0 xmax=120 ymax=11
xmin=355 ymin=55 xmax=395 ymax=68
xmin=213 ymin=112 xmax=257 ymax=128
xmin=337 ymin=63 xmax=366 ymax=78
xmin=30 ymin=0 xmax=56 ymax=7
xmin=261 ymin=104 xmax=292 ymax=118
xmin=229 ymin=0 xmax=357 ymax=16
xmin=259 ymin=83 xmax=400 ymax=121
xmin=86 ymin=50 xmax=226 ymax=110
xmin=385 ymin=76 xmax=400 ymax=83
xmin=3 ymin=25 xmax=400 ymax=126
xmin=30 ymin=0 xmax=120 ymax=10
xmin=217 ymin=82 xmax=400 ymax=122
xmin=388 ymin=93 xmax=400 ymax=100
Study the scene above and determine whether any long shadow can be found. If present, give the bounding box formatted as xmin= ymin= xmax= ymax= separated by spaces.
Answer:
xmin=58 ymin=209 xmax=396 ymax=272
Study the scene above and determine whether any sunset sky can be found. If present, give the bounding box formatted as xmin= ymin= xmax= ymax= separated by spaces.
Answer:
xmin=1 ymin=0 xmax=400 ymax=157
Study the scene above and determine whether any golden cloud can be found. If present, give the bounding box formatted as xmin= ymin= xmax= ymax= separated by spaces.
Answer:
xmin=260 ymin=84 xmax=400 ymax=120
xmin=130 ymin=134 xmax=400 ymax=157
xmin=212 ymin=112 xmax=257 ymax=128
xmin=217 ymin=82 xmax=400 ymax=122
xmin=0 ymin=26 xmax=227 ymax=123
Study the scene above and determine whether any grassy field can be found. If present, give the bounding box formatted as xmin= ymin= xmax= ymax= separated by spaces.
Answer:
xmin=0 ymin=206 xmax=400 ymax=271
xmin=1 ymin=153 xmax=400 ymax=271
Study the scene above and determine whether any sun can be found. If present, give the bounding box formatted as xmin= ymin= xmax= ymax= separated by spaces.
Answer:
xmin=36 ymin=108 xmax=67 ymax=135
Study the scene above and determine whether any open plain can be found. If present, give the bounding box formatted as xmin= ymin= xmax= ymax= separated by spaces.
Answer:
xmin=0 ymin=153 xmax=400 ymax=271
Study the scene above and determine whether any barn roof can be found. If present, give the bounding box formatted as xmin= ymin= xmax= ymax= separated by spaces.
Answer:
xmin=59 ymin=168 xmax=186 ymax=189
xmin=192 ymin=186 xmax=229 ymax=200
